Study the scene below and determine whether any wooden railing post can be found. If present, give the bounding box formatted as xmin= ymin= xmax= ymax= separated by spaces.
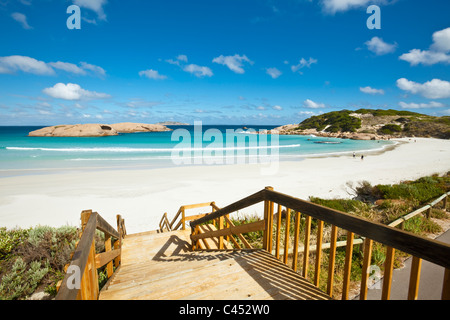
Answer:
xmin=181 ymin=207 xmax=186 ymax=230
xmin=79 ymin=210 xmax=99 ymax=300
xmin=275 ymin=204 xmax=282 ymax=259
xmin=382 ymin=246 xmax=396 ymax=300
xmin=283 ymin=208 xmax=291 ymax=265
xmin=263 ymin=186 xmax=274 ymax=251
xmin=342 ymin=231 xmax=354 ymax=300
xmin=442 ymin=268 xmax=450 ymax=300
xmin=408 ymin=256 xmax=422 ymax=300
xmin=359 ymin=238 xmax=373 ymax=300
xmin=327 ymin=225 xmax=338 ymax=297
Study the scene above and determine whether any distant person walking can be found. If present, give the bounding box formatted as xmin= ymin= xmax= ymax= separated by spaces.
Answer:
xmin=361 ymin=155 xmax=364 ymax=160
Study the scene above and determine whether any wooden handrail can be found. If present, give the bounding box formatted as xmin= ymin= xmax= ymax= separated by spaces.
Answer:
xmin=264 ymin=189 xmax=450 ymax=269
xmin=159 ymin=202 xmax=217 ymax=232
xmin=55 ymin=210 xmax=125 ymax=300
xmin=389 ymin=191 xmax=450 ymax=228
xmin=189 ymin=186 xmax=450 ymax=299
xmin=190 ymin=190 xmax=266 ymax=227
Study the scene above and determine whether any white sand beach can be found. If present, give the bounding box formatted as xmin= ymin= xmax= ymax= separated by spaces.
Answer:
xmin=0 ymin=137 xmax=449 ymax=234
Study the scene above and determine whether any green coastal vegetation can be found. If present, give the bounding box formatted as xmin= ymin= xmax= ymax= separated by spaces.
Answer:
xmin=1 ymin=173 xmax=449 ymax=300
xmin=296 ymin=109 xmax=450 ymax=139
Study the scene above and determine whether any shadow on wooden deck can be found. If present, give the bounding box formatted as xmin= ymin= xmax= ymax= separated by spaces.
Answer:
xmin=151 ymin=234 xmax=331 ymax=300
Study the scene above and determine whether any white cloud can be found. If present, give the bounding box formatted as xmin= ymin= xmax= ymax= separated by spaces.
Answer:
xmin=303 ymin=99 xmax=326 ymax=109
xmin=0 ymin=55 xmax=54 ymax=75
xmin=212 ymin=54 xmax=253 ymax=74
xmin=321 ymin=0 xmax=387 ymax=14
xmin=43 ymin=83 xmax=111 ymax=100
xmin=399 ymin=49 xmax=450 ymax=66
xmin=48 ymin=61 xmax=87 ymax=75
xmin=396 ymin=78 xmax=450 ymax=99
xmin=11 ymin=12 xmax=32 ymax=29
xmin=431 ymin=28 xmax=450 ymax=52
xmin=360 ymin=86 xmax=385 ymax=95
xmin=291 ymin=58 xmax=317 ymax=73
xmin=398 ymin=101 xmax=445 ymax=109
xmin=166 ymin=55 xmax=188 ymax=66
xmin=177 ymin=55 xmax=188 ymax=62
xmin=272 ymin=105 xmax=283 ymax=111
xmin=365 ymin=37 xmax=397 ymax=55
xmin=182 ymin=64 xmax=213 ymax=78
xmin=139 ymin=69 xmax=167 ymax=80
xmin=79 ymin=62 xmax=106 ymax=77
xmin=0 ymin=55 xmax=105 ymax=77
xmin=399 ymin=28 xmax=450 ymax=66
xmin=74 ymin=0 xmax=108 ymax=20
xmin=266 ymin=67 xmax=282 ymax=79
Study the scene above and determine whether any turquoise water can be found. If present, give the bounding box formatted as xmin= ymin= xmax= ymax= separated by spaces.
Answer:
xmin=0 ymin=125 xmax=394 ymax=174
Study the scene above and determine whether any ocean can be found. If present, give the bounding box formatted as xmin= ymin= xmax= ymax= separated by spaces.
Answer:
xmin=0 ymin=125 xmax=394 ymax=176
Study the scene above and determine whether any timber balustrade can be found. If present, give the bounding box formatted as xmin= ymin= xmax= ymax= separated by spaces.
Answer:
xmin=190 ymin=186 xmax=450 ymax=300
xmin=159 ymin=202 xmax=218 ymax=232
xmin=55 ymin=210 xmax=126 ymax=300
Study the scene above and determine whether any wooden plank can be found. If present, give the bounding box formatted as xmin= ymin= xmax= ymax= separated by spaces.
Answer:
xmin=264 ymin=189 xmax=450 ymax=270
xmin=104 ymin=235 xmax=113 ymax=277
xmin=302 ymin=215 xmax=311 ymax=279
xmin=169 ymin=208 xmax=182 ymax=230
xmin=341 ymin=231 xmax=354 ymax=300
xmin=314 ymin=219 xmax=324 ymax=287
xmin=292 ymin=211 xmax=301 ymax=271
xmin=382 ymin=246 xmax=395 ymax=300
xmin=190 ymin=189 xmax=266 ymax=227
xmin=408 ymin=256 xmax=422 ymax=300
xmin=190 ymin=219 xmax=265 ymax=241
xmin=224 ymin=215 xmax=249 ymax=249
xmin=263 ymin=195 xmax=269 ymax=251
xmin=99 ymin=229 xmax=332 ymax=301
xmin=442 ymin=268 xmax=450 ymax=300
xmin=182 ymin=202 xmax=214 ymax=210
xmin=96 ymin=214 xmax=120 ymax=239
xmin=184 ymin=213 xmax=209 ymax=221
xmin=268 ymin=196 xmax=274 ymax=253
xmin=359 ymin=238 xmax=373 ymax=300
xmin=56 ymin=212 xmax=98 ymax=300
xmin=327 ymin=225 xmax=338 ymax=297
xmin=275 ymin=204 xmax=282 ymax=259
xmin=95 ymin=249 xmax=121 ymax=269
xmin=283 ymin=208 xmax=291 ymax=265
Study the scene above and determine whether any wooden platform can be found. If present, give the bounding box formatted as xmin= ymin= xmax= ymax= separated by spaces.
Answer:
xmin=98 ymin=228 xmax=332 ymax=300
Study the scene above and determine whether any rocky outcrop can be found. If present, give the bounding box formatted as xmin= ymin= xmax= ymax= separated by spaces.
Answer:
xmin=28 ymin=122 xmax=172 ymax=137
xmin=110 ymin=122 xmax=172 ymax=133
xmin=269 ymin=125 xmax=388 ymax=140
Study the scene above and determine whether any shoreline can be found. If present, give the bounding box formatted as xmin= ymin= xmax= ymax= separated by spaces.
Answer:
xmin=0 ymin=137 xmax=448 ymax=234
xmin=0 ymin=136 xmax=398 ymax=178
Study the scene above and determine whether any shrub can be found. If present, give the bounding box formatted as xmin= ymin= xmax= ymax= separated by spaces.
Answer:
xmin=379 ymin=124 xmax=402 ymax=135
xmin=0 ymin=257 xmax=49 ymax=300
xmin=0 ymin=228 xmax=30 ymax=260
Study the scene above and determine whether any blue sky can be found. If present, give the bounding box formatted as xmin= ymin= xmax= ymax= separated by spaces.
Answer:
xmin=0 ymin=0 xmax=449 ymax=125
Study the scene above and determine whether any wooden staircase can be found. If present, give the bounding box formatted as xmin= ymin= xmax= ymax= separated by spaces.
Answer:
xmin=98 ymin=228 xmax=330 ymax=300
xmin=56 ymin=189 xmax=450 ymax=300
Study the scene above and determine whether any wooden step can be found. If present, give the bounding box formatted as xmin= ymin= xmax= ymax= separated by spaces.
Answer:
xmin=99 ymin=228 xmax=331 ymax=300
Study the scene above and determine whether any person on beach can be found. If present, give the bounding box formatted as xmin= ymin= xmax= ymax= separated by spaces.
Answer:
xmin=361 ymin=155 xmax=364 ymax=160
